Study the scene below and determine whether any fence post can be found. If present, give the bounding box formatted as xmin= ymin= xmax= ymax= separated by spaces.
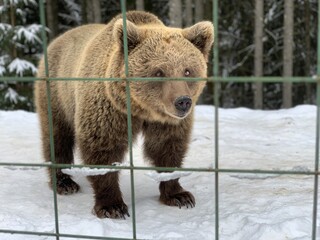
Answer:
xmin=213 ymin=1 xmax=219 ymax=239
xmin=311 ymin=1 xmax=320 ymax=239
xmin=120 ymin=1 xmax=137 ymax=238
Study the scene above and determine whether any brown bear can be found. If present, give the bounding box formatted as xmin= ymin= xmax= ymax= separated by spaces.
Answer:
xmin=35 ymin=11 xmax=214 ymax=219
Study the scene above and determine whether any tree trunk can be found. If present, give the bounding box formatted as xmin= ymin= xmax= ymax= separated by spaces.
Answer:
xmin=86 ymin=0 xmax=101 ymax=23
xmin=136 ymin=0 xmax=144 ymax=11
xmin=92 ymin=0 xmax=101 ymax=23
xmin=283 ymin=0 xmax=293 ymax=108
xmin=304 ymin=0 xmax=312 ymax=103
xmin=253 ymin=0 xmax=264 ymax=109
xmin=185 ymin=0 xmax=193 ymax=26
xmin=46 ymin=0 xmax=59 ymax=41
xmin=169 ymin=0 xmax=182 ymax=27
xmin=195 ymin=0 xmax=204 ymax=22
xmin=81 ymin=0 xmax=88 ymax=24
xmin=9 ymin=3 xmax=17 ymax=58
xmin=0 ymin=0 xmax=7 ymax=24
xmin=194 ymin=0 xmax=205 ymax=104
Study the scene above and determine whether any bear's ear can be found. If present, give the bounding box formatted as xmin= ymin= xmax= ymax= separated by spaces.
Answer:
xmin=113 ymin=19 xmax=143 ymax=52
xmin=182 ymin=21 xmax=214 ymax=60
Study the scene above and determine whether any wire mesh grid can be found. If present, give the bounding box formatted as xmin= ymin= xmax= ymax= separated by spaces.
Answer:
xmin=0 ymin=0 xmax=320 ymax=239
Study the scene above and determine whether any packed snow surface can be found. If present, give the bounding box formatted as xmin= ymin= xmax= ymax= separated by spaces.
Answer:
xmin=0 ymin=105 xmax=318 ymax=240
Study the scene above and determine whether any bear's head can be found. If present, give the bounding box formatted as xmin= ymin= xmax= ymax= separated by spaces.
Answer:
xmin=107 ymin=19 xmax=214 ymax=124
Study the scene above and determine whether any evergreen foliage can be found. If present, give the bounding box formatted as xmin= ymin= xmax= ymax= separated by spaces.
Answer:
xmin=0 ymin=0 xmax=43 ymax=111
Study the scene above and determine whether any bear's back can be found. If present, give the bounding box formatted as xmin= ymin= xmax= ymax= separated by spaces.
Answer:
xmin=42 ymin=24 xmax=106 ymax=78
xmin=110 ymin=11 xmax=164 ymax=27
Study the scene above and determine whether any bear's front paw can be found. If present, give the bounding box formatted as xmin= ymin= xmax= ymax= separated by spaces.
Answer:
xmin=160 ymin=191 xmax=195 ymax=209
xmin=93 ymin=202 xmax=130 ymax=219
xmin=54 ymin=175 xmax=80 ymax=195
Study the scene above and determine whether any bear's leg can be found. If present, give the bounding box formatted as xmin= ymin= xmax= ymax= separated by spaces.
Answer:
xmin=88 ymin=172 xmax=129 ymax=219
xmin=75 ymin=94 xmax=141 ymax=218
xmin=38 ymin=105 xmax=79 ymax=195
xmin=80 ymin=147 xmax=129 ymax=219
xmin=142 ymin=118 xmax=195 ymax=208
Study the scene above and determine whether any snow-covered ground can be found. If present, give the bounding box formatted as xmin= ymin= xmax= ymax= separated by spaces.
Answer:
xmin=0 ymin=105 xmax=318 ymax=240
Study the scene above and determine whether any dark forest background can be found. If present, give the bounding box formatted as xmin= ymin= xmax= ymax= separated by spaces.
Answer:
xmin=0 ymin=0 xmax=318 ymax=111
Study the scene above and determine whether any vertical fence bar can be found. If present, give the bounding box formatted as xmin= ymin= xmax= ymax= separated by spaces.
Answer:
xmin=312 ymin=2 xmax=320 ymax=239
xmin=120 ymin=0 xmax=137 ymax=239
xmin=213 ymin=0 xmax=219 ymax=239
xmin=253 ymin=0 xmax=264 ymax=109
xmin=39 ymin=0 xmax=60 ymax=239
xmin=312 ymin=80 xmax=320 ymax=240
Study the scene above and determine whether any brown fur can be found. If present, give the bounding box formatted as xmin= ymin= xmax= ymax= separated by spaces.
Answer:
xmin=34 ymin=11 xmax=214 ymax=219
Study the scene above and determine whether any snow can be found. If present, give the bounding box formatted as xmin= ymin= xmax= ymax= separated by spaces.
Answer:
xmin=8 ymin=0 xmax=37 ymax=6
xmin=4 ymin=87 xmax=26 ymax=104
xmin=14 ymin=25 xmax=42 ymax=44
xmin=8 ymin=58 xmax=37 ymax=76
xmin=0 ymin=55 xmax=9 ymax=76
xmin=62 ymin=162 xmax=130 ymax=177
xmin=0 ymin=6 xmax=6 ymax=15
xmin=145 ymin=171 xmax=192 ymax=182
xmin=0 ymin=23 xmax=12 ymax=33
xmin=62 ymin=166 xmax=192 ymax=182
xmin=0 ymin=105 xmax=319 ymax=240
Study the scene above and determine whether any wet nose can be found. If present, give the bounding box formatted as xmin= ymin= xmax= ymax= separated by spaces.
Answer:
xmin=174 ymin=96 xmax=192 ymax=113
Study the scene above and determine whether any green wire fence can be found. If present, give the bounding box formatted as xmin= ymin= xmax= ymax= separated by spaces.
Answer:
xmin=0 ymin=0 xmax=320 ymax=239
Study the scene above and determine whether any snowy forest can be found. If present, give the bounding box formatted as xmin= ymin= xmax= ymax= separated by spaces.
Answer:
xmin=0 ymin=0 xmax=318 ymax=111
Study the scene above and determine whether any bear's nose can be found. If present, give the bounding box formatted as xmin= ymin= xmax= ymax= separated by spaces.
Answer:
xmin=174 ymin=96 xmax=192 ymax=113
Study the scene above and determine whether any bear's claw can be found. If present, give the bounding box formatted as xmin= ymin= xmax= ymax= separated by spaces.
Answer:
xmin=94 ymin=203 xmax=130 ymax=219
xmin=162 ymin=191 xmax=196 ymax=209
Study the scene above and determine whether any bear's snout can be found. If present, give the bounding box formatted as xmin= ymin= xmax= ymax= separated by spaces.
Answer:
xmin=174 ymin=96 xmax=192 ymax=115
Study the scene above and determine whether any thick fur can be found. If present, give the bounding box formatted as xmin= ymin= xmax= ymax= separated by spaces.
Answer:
xmin=35 ymin=11 xmax=214 ymax=219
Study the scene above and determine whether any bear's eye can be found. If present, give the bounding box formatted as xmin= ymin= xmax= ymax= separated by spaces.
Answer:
xmin=154 ymin=70 xmax=164 ymax=77
xmin=184 ymin=69 xmax=191 ymax=77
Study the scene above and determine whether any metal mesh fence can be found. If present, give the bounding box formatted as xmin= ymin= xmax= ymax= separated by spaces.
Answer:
xmin=0 ymin=0 xmax=319 ymax=239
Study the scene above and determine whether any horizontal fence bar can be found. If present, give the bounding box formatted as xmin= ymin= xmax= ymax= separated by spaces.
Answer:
xmin=0 ymin=229 xmax=134 ymax=240
xmin=0 ymin=76 xmax=318 ymax=83
xmin=0 ymin=162 xmax=317 ymax=175
xmin=0 ymin=77 xmax=40 ymax=82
